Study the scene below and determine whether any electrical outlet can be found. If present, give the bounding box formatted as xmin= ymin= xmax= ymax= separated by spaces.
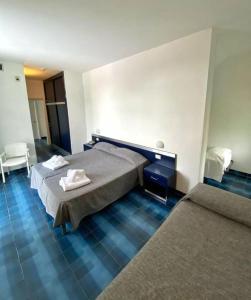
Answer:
xmin=155 ymin=154 xmax=161 ymax=160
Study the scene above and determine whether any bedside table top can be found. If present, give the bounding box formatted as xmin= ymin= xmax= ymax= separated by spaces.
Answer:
xmin=84 ymin=141 xmax=96 ymax=146
xmin=83 ymin=142 xmax=96 ymax=150
xmin=144 ymin=162 xmax=175 ymax=179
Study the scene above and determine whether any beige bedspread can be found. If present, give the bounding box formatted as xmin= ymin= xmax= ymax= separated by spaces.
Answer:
xmin=98 ymin=183 xmax=251 ymax=299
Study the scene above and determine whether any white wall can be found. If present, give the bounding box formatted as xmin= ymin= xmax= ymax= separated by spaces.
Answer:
xmin=0 ymin=61 xmax=36 ymax=164
xmin=198 ymin=31 xmax=217 ymax=181
xmin=83 ymin=29 xmax=213 ymax=193
xmin=208 ymin=30 xmax=251 ymax=174
xmin=64 ymin=70 xmax=87 ymax=153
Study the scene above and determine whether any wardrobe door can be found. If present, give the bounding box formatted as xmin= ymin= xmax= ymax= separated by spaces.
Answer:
xmin=44 ymin=73 xmax=72 ymax=154
xmin=44 ymin=81 xmax=61 ymax=147
xmin=44 ymin=80 xmax=55 ymax=103
xmin=54 ymin=76 xmax=72 ymax=153
xmin=46 ymin=106 xmax=61 ymax=147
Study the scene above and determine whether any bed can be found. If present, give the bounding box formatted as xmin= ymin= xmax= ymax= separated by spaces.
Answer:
xmin=31 ymin=142 xmax=148 ymax=231
xmin=98 ymin=183 xmax=251 ymax=299
xmin=204 ymin=146 xmax=232 ymax=182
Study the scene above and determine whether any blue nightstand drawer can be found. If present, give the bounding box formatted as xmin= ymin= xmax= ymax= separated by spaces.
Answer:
xmin=144 ymin=169 xmax=167 ymax=188
xmin=143 ymin=162 xmax=176 ymax=200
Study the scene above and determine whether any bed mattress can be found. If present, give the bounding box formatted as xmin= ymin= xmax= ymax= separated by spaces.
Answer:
xmin=31 ymin=144 xmax=148 ymax=229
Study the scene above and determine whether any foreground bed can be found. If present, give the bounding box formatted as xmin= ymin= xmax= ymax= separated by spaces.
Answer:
xmin=31 ymin=142 xmax=148 ymax=230
xmin=98 ymin=183 xmax=251 ymax=299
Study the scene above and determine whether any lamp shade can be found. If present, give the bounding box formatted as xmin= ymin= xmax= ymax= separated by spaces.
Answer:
xmin=156 ymin=140 xmax=164 ymax=149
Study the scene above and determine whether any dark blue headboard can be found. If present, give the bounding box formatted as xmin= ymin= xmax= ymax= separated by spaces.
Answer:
xmin=91 ymin=134 xmax=176 ymax=170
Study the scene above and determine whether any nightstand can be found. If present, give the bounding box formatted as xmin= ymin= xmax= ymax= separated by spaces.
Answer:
xmin=83 ymin=142 xmax=95 ymax=151
xmin=144 ymin=162 xmax=176 ymax=202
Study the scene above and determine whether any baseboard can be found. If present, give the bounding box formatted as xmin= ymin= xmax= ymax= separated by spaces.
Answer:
xmin=229 ymin=169 xmax=250 ymax=177
xmin=173 ymin=189 xmax=185 ymax=198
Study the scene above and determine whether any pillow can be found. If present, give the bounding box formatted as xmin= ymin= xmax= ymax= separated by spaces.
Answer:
xmin=93 ymin=142 xmax=118 ymax=152
xmin=110 ymin=147 xmax=148 ymax=167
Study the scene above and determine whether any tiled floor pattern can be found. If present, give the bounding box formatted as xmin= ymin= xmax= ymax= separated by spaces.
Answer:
xmin=0 ymin=169 xmax=180 ymax=300
xmin=204 ymin=170 xmax=251 ymax=199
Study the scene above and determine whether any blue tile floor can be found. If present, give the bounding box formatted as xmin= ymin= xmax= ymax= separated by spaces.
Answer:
xmin=204 ymin=170 xmax=251 ymax=199
xmin=0 ymin=169 xmax=180 ymax=300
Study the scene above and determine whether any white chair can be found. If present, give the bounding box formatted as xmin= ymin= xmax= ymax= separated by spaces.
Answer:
xmin=0 ymin=143 xmax=30 ymax=183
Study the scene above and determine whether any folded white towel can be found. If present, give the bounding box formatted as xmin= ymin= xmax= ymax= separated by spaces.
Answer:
xmin=42 ymin=155 xmax=69 ymax=170
xmin=59 ymin=168 xmax=91 ymax=191
xmin=59 ymin=175 xmax=91 ymax=191
xmin=66 ymin=169 xmax=86 ymax=182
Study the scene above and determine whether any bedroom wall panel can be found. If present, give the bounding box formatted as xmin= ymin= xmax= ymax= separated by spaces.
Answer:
xmin=0 ymin=61 xmax=36 ymax=164
xmin=208 ymin=30 xmax=251 ymax=174
xmin=82 ymin=29 xmax=213 ymax=193
xmin=64 ymin=71 xmax=87 ymax=154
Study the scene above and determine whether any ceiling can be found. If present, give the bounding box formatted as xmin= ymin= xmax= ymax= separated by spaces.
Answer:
xmin=24 ymin=65 xmax=60 ymax=80
xmin=0 ymin=0 xmax=250 ymax=72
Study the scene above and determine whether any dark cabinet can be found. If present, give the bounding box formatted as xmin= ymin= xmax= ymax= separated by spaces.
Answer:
xmin=144 ymin=163 xmax=176 ymax=201
xmin=44 ymin=80 xmax=55 ymax=102
xmin=44 ymin=73 xmax=71 ymax=153
xmin=46 ymin=105 xmax=61 ymax=147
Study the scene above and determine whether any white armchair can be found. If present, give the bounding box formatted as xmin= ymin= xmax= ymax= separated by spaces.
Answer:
xmin=0 ymin=143 xmax=30 ymax=183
